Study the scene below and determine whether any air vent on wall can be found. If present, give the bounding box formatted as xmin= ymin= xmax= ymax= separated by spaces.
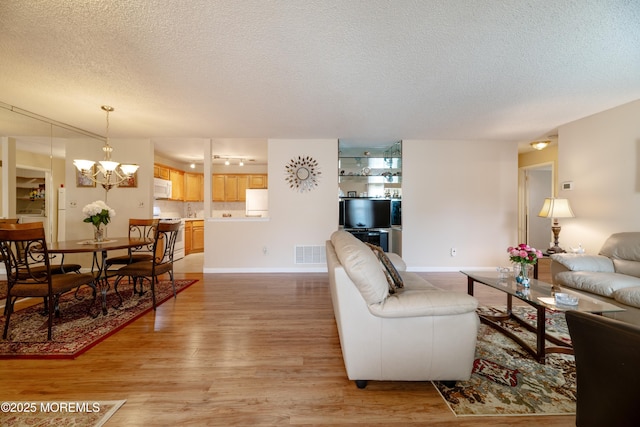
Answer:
xmin=295 ymin=245 xmax=326 ymax=264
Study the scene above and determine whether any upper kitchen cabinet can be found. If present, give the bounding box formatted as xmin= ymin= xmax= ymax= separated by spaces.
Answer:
xmin=212 ymin=174 xmax=267 ymax=202
xmin=338 ymin=141 xmax=402 ymax=198
xmin=248 ymin=174 xmax=268 ymax=189
xmin=153 ymin=164 xmax=171 ymax=180
xmin=184 ymin=172 xmax=203 ymax=201
xmin=169 ymin=169 xmax=184 ymax=201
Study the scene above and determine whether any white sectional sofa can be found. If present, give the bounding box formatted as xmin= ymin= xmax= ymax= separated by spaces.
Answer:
xmin=551 ymin=232 xmax=640 ymax=326
xmin=326 ymin=230 xmax=480 ymax=388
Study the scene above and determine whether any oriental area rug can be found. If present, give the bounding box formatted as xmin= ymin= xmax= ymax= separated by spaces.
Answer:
xmin=0 ymin=399 xmax=126 ymax=427
xmin=0 ymin=279 xmax=197 ymax=359
xmin=433 ymin=306 xmax=576 ymax=417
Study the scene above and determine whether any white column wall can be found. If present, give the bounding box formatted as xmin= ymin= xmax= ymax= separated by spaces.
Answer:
xmin=204 ymin=139 xmax=338 ymax=272
xmin=401 ymin=139 xmax=518 ymax=271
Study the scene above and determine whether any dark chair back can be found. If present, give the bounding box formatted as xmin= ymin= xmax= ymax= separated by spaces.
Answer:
xmin=128 ymin=218 xmax=159 ymax=256
xmin=0 ymin=222 xmax=50 ymax=281
xmin=106 ymin=218 xmax=158 ymax=267
xmin=566 ymin=310 xmax=640 ymax=427
xmin=153 ymin=221 xmax=180 ymax=268
xmin=0 ymin=223 xmax=95 ymax=340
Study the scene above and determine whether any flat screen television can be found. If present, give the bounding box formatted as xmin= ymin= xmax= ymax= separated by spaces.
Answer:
xmin=343 ymin=199 xmax=391 ymax=229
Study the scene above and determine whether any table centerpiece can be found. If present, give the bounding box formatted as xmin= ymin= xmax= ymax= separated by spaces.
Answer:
xmin=507 ymin=243 xmax=543 ymax=287
xmin=82 ymin=200 xmax=115 ymax=242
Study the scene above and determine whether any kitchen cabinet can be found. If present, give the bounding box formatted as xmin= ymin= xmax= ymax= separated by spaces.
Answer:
xmin=185 ymin=221 xmax=192 ymax=254
xmin=169 ymin=169 xmax=184 ymax=201
xmin=185 ymin=219 xmax=204 ymax=254
xmin=184 ymin=172 xmax=203 ymax=201
xmin=225 ymin=175 xmax=240 ymax=201
xmin=191 ymin=220 xmax=205 ymax=252
xmin=154 ymin=164 xmax=170 ymax=180
xmin=212 ymin=174 xmax=267 ymax=202
xmin=212 ymin=175 xmax=226 ymax=201
xmin=248 ymin=174 xmax=268 ymax=189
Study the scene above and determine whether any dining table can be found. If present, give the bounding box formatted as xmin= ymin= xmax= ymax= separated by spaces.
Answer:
xmin=46 ymin=237 xmax=152 ymax=316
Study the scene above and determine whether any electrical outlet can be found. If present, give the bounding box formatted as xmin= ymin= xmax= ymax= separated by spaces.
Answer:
xmin=450 ymin=248 xmax=457 ymax=257
xmin=70 ymin=201 xmax=77 ymax=208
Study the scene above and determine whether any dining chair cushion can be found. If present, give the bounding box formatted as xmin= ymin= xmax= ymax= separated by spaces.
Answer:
xmin=105 ymin=254 xmax=153 ymax=266
xmin=116 ymin=260 xmax=173 ymax=277
xmin=10 ymin=272 xmax=95 ymax=297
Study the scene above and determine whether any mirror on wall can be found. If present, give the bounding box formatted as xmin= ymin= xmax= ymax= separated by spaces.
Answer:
xmin=1 ymin=103 xmax=102 ymax=242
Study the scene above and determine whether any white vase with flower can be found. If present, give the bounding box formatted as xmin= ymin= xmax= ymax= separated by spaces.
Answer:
xmin=82 ymin=200 xmax=115 ymax=242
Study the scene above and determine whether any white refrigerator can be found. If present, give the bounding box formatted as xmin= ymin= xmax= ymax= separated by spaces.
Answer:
xmin=245 ymin=189 xmax=268 ymax=217
xmin=57 ymin=187 xmax=66 ymax=242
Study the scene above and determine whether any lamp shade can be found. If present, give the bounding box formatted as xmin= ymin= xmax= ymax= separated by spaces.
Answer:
xmin=538 ymin=198 xmax=575 ymax=219
xmin=119 ymin=164 xmax=139 ymax=175
xmin=73 ymin=159 xmax=96 ymax=171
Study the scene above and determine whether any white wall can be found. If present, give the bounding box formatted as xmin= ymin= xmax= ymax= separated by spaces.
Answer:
xmin=557 ymin=99 xmax=640 ymax=253
xmin=203 ymin=138 xmax=519 ymax=272
xmin=401 ymin=140 xmax=519 ymax=271
xmin=204 ymin=139 xmax=338 ymax=272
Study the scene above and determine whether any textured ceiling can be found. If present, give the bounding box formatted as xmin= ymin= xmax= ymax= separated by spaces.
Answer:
xmin=1 ymin=0 xmax=640 ymax=163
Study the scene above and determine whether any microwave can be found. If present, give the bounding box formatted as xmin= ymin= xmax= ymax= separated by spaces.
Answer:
xmin=153 ymin=178 xmax=172 ymax=199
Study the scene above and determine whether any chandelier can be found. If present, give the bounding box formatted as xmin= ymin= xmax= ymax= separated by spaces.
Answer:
xmin=73 ymin=105 xmax=139 ymax=191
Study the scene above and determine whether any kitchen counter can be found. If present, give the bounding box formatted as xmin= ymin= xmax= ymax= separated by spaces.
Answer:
xmin=207 ymin=216 xmax=269 ymax=222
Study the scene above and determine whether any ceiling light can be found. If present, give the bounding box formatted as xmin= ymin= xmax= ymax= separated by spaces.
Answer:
xmin=190 ymin=163 xmax=196 ymax=169
xmin=224 ymin=159 xmax=230 ymax=166
xmin=73 ymin=106 xmax=139 ymax=191
xmin=239 ymin=159 xmax=244 ymax=166
xmin=530 ymin=140 xmax=550 ymax=150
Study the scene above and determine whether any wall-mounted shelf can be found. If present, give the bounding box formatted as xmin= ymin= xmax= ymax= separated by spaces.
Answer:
xmin=338 ymin=141 xmax=402 ymax=198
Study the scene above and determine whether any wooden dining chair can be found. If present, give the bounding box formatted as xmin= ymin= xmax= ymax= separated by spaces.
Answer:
xmin=105 ymin=218 xmax=159 ymax=268
xmin=1 ymin=219 xmax=82 ymax=315
xmin=112 ymin=221 xmax=180 ymax=310
xmin=0 ymin=223 xmax=96 ymax=340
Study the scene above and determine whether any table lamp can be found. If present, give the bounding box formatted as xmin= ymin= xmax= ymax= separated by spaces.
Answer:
xmin=538 ymin=198 xmax=575 ymax=253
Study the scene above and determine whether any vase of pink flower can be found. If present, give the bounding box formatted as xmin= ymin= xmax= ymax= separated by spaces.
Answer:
xmin=507 ymin=243 xmax=543 ymax=287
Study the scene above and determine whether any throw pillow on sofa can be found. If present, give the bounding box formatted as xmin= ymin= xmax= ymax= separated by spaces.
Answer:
xmin=366 ymin=243 xmax=404 ymax=293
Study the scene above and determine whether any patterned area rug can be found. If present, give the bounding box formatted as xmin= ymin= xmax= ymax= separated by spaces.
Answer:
xmin=0 ymin=279 xmax=197 ymax=359
xmin=0 ymin=399 xmax=125 ymax=427
xmin=433 ymin=306 xmax=576 ymax=416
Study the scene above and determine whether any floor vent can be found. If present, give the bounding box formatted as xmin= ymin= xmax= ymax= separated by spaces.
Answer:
xmin=295 ymin=245 xmax=326 ymax=264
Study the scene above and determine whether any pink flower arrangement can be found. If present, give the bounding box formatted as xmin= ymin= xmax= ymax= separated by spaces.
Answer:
xmin=507 ymin=243 xmax=543 ymax=264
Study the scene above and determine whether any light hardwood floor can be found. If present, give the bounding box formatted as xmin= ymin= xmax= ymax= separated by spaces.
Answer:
xmin=0 ymin=268 xmax=574 ymax=426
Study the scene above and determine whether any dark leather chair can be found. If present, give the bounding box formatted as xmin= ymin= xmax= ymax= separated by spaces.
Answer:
xmin=565 ymin=311 xmax=640 ymax=427
xmin=0 ymin=223 xmax=96 ymax=340
xmin=112 ymin=221 xmax=180 ymax=310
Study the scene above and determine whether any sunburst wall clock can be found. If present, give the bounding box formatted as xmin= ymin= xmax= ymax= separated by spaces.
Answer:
xmin=285 ymin=155 xmax=321 ymax=192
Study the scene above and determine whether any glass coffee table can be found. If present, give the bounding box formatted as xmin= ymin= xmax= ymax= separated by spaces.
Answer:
xmin=462 ymin=270 xmax=624 ymax=363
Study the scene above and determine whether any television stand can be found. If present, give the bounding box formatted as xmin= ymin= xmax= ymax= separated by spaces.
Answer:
xmin=345 ymin=229 xmax=389 ymax=252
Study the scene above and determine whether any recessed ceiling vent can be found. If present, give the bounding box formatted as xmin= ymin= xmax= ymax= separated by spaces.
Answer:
xmin=295 ymin=245 xmax=326 ymax=264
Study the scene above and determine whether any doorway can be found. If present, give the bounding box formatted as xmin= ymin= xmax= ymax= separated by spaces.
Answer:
xmin=519 ymin=163 xmax=553 ymax=251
